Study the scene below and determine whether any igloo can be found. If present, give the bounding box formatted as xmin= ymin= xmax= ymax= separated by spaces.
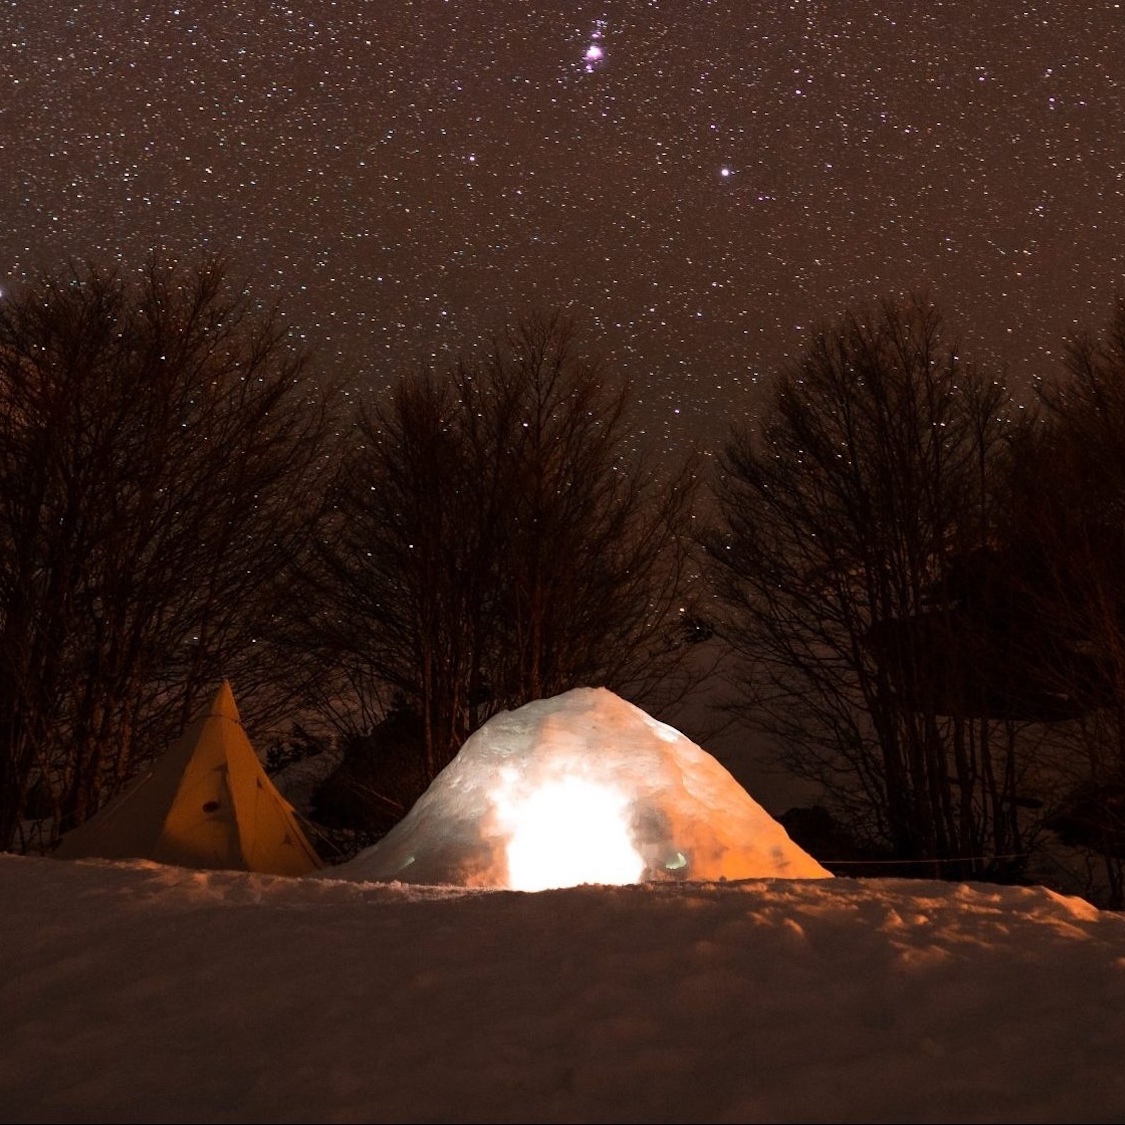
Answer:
xmin=329 ymin=687 xmax=832 ymax=890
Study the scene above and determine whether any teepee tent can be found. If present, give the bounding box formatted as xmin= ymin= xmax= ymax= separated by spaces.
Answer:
xmin=55 ymin=681 xmax=321 ymax=876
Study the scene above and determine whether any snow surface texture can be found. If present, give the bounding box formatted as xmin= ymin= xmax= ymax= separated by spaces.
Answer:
xmin=3 ymin=856 xmax=1125 ymax=1123
xmin=330 ymin=687 xmax=831 ymax=888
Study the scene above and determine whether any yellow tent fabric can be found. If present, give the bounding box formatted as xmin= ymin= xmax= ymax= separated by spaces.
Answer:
xmin=55 ymin=681 xmax=321 ymax=876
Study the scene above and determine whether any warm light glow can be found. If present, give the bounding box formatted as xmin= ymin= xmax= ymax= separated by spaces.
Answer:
xmin=491 ymin=769 xmax=645 ymax=891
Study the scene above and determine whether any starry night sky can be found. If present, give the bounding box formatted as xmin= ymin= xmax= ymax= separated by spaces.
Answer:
xmin=5 ymin=1 xmax=1125 ymax=455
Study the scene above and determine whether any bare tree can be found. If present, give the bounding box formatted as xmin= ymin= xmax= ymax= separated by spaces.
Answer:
xmin=0 ymin=257 xmax=338 ymax=849
xmin=706 ymin=296 xmax=1036 ymax=875
xmin=1004 ymin=299 xmax=1125 ymax=904
xmin=297 ymin=311 xmax=700 ymax=802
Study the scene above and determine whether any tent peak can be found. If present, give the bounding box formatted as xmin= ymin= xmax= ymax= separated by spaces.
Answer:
xmin=206 ymin=680 xmax=239 ymax=720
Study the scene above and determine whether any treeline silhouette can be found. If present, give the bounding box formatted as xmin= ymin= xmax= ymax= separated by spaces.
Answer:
xmin=0 ymin=257 xmax=699 ymax=861
xmin=4 ymin=257 xmax=1125 ymax=906
xmin=709 ymin=295 xmax=1125 ymax=906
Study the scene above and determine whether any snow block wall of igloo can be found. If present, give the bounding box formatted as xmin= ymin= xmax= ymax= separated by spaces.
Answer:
xmin=328 ymin=687 xmax=832 ymax=889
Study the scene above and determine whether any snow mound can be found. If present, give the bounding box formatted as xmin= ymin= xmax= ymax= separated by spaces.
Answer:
xmin=328 ymin=687 xmax=832 ymax=889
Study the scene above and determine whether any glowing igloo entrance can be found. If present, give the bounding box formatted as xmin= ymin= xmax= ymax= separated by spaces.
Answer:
xmin=492 ymin=767 xmax=645 ymax=891
xmin=329 ymin=687 xmax=832 ymax=889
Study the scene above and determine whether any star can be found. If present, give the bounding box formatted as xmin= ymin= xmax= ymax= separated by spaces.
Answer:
xmin=3 ymin=2 xmax=1123 ymax=461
